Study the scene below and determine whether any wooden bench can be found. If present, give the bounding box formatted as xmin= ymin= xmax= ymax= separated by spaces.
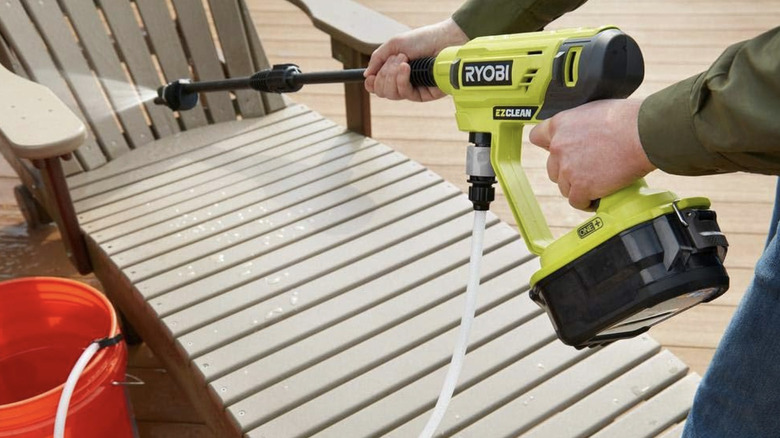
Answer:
xmin=0 ymin=0 xmax=695 ymax=435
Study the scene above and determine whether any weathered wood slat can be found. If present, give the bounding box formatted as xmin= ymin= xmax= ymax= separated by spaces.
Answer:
xmin=190 ymin=217 xmax=519 ymax=381
xmin=659 ymin=421 xmax=687 ymax=438
xmin=206 ymin=0 xmax=266 ymax=117
xmin=92 ymin=129 xmax=360 ymax=245
xmin=98 ymin=0 xmax=179 ymax=138
xmin=68 ymin=105 xmax=308 ymax=194
xmin=145 ymin=185 xmax=466 ymax=317
xmin=316 ymin=315 xmax=574 ymax=437
xmin=118 ymin=156 xmax=423 ymax=276
xmin=73 ymin=112 xmax=325 ymax=215
xmin=591 ymin=374 xmax=699 ymax=438
xmin=170 ymin=0 xmax=235 ymax=123
xmin=24 ymin=0 xmax=129 ymax=160
xmin=239 ymin=270 xmax=538 ymax=435
xmin=116 ymin=147 xmax=408 ymax=277
xmin=239 ymin=0 xmax=286 ymax=113
xmin=59 ymin=0 xmax=154 ymax=149
xmin=382 ymin=333 xmax=592 ymax=437
xmin=135 ymin=0 xmax=210 ymax=129
xmin=453 ymin=336 xmax=660 ymax=437
xmin=524 ymin=350 xmax=688 ymax=438
xmin=180 ymin=218 xmax=515 ymax=358
xmin=77 ymin=117 xmax=335 ymax=226
xmin=0 ymin=1 xmax=103 ymax=170
xmin=208 ymin=221 xmax=517 ymax=405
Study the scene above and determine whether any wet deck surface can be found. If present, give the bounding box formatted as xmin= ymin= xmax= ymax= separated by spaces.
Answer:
xmin=1 ymin=0 xmax=777 ymax=435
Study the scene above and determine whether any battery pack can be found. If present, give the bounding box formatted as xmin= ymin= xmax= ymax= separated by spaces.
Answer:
xmin=530 ymin=208 xmax=729 ymax=349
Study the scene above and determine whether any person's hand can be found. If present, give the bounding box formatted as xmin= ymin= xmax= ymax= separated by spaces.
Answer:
xmin=529 ymin=99 xmax=657 ymax=210
xmin=364 ymin=18 xmax=468 ymax=102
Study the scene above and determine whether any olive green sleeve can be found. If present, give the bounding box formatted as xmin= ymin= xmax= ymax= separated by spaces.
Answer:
xmin=639 ymin=27 xmax=780 ymax=176
xmin=452 ymin=0 xmax=588 ymax=38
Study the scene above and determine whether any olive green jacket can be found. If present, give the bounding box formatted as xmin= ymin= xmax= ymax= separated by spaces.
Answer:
xmin=453 ymin=0 xmax=780 ymax=176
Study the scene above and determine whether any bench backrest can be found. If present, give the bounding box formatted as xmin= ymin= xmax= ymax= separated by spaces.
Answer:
xmin=0 ymin=0 xmax=285 ymax=173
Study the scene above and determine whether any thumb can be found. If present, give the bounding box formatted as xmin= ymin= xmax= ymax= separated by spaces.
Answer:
xmin=364 ymin=40 xmax=397 ymax=77
xmin=529 ymin=120 xmax=552 ymax=150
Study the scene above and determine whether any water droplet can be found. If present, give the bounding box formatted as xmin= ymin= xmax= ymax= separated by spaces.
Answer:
xmin=187 ymin=341 xmax=193 ymax=346
xmin=238 ymin=410 xmax=245 ymax=416
xmin=536 ymin=363 xmax=545 ymax=370
xmin=220 ymin=387 xmax=227 ymax=393
xmin=631 ymin=385 xmax=651 ymax=396
xmin=202 ymin=363 xmax=209 ymax=368
xmin=211 ymin=254 xmax=226 ymax=263
xmin=612 ymin=398 xmax=620 ymax=404
xmin=290 ymin=295 xmax=299 ymax=306
xmin=266 ymin=276 xmax=281 ymax=285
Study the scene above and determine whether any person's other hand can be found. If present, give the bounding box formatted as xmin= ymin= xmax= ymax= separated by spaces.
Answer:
xmin=364 ymin=18 xmax=468 ymax=101
xmin=529 ymin=99 xmax=657 ymax=210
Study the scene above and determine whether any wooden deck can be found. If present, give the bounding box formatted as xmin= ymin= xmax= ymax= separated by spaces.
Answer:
xmin=0 ymin=0 xmax=776 ymax=435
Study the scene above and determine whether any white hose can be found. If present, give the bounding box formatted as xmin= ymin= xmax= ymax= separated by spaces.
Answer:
xmin=420 ymin=210 xmax=487 ymax=438
xmin=54 ymin=341 xmax=100 ymax=438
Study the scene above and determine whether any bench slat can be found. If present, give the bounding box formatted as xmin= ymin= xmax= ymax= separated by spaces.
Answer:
xmin=591 ymin=374 xmax=699 ymax=438
xmin=170 ymin=0 xmax=236 ymax=122
xmin=453 ymin=336 xmax=660 ymax=437
xmin=523 ymin=350 xmax=688 ymax=438
xmin=119 ymin=158 xmax=423 ymax=278
xmin=239 ymin=269 xmax=538 ymax=435
xmin=59 ymin=0 xmax=154 ymax=149
xmin=24 ymin=0 xmax=130 ymax=160
xmin=98 ymin=0 xmax=179 ymax=138
xmin=137 ymin=176 xmax=465 ymax=304
xmin=73 ymin=112 xmax=325 ymax=212
xmin=135 ymin=0 xmax=210 ymax=129
xmin=96 ymin=130 xmax=364 ymax=250
xmin=206 ymin=0 xmax=267 ymax=117
xmin=379 ymin=333 xmax=592 ymax=437
xmin=180 ymin=219 xmax=516 ymax=359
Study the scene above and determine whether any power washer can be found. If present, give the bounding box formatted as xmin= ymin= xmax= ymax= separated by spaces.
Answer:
xmin=155 ymin=26 xmax=729 ymax=349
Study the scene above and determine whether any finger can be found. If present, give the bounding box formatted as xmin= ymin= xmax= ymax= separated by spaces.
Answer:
xmin=546 ymin=156 xmax=559 ymax=184
xmin=365 ymin=41 xmax=396 ymax=77
xmin=374 ymin=55 xmax=401 ymax=99
xmin=558 ymin=177 xmax=571 ymax=199
xmin=567 ymin=186 xmax=593 ymax=211
xmin=395 ymin=61 xmax=422 ymax=102
xmin=529 ymin=120 xmax=552 ymax=150
xmin=364 ymin=75 xmax=376 ymax=93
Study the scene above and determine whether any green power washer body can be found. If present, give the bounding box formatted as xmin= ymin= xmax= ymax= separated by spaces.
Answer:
xmin=426 ymin=26 xmax=730 ymax=348
xmin=154 ymin=26 xmax=730 ymax=349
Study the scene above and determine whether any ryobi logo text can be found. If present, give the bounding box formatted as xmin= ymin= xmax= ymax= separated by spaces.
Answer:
xmin=493 ymin=106 xmax=539 ymax=121
xmin=462 ymin=61 xmax=513 ymax=86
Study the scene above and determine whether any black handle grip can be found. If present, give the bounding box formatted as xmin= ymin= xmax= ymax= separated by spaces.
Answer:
xmin=409 ymin=57 xmax=437 ymax=87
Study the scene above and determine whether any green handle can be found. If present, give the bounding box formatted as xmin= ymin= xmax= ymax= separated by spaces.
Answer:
xmin=491 ymin=124 xmax=554 ymax=255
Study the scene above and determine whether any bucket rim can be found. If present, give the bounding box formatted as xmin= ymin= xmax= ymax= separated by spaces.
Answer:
xmin=0 ymin=276 xmax=122 ymax=411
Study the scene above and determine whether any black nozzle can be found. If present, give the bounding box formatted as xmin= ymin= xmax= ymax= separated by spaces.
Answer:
xmin=155 ymin=79 xmax=199 ymax=111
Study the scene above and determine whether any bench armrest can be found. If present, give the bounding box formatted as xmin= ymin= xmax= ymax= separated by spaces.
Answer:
xmin=287 ymin=0 xmax=410 ymax=55
xmin=0 ymin=63 xmax=86 ymax=160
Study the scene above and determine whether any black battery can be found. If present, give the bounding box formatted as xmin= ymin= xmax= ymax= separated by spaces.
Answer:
xmin=530 ymin=208 xmax=730 ymax=349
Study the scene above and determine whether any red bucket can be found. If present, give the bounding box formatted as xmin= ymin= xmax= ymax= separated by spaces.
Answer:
xmin=0 ymin=277 xmax=134 ymax=437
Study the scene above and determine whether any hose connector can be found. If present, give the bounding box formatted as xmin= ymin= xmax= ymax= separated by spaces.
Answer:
xmin=466 ymin=132 xmax=496 ymax=211
xmin=250 ymin=64 xmax=303 ymax=93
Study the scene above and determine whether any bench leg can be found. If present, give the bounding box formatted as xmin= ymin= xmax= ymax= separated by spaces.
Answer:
xmin=331 ymin=39 xmax=372 ymax=136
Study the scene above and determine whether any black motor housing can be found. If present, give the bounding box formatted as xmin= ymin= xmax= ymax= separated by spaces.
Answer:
xmin=530 ymin=208 xmax=729 ymax=349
